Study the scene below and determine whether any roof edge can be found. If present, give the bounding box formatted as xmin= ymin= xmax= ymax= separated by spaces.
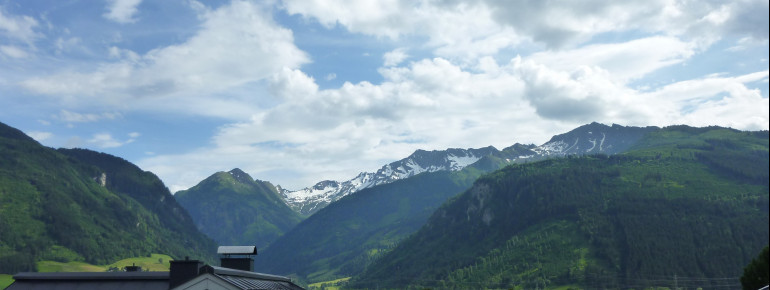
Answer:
xmin=13 ymin=272 xmax=169 ymax=280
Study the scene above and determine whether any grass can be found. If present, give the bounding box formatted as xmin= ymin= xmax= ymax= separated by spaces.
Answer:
xmin=307 ymin=277 xmax=351 ymax=290
xmin=0 ymin=274 xmax=13 ymax=289
xmin=36 ymin=254 xmax=173 ymax=273
xmin=105 ymin=254 xmax=172 ymax=272
xmin=36 ymin=261 xmax=105 ymax=272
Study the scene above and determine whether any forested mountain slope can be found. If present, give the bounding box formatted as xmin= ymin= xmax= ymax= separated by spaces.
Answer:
xmin=250 ymin=123 xmax=660 ymax=283
xmin=175 ymin=168 xmax=302 ymax=247
xmin=253 ymin=145 xmax=538 ymax=283
xmin=353 ymin=126 xmax=769 ymax=289
xmin=0 ymin=121 xmax=216 ymax=274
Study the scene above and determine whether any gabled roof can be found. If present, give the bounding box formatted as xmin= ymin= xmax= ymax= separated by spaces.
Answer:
xmin=7 ymin=271 xmax=170 ymax=290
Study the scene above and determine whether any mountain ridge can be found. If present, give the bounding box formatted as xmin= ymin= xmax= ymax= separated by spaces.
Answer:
xmin=352 ymin=125 xmax=769 ymax=289
xmin=252 ymin=122 xmax=664 ymax=283
xmin=279 ymin=122 xmax=657 ymax=215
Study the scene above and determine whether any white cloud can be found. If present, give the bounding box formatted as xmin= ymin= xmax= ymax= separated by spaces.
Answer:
xmin=141 ymin=49 xmax=770 ymax=191
xmin=89 ymin=133 xmax=125 ymax=148
xmin=54 ymin=37 xmax=83 ymax=55
xmin=282 ymin=0 xmax=521 ymax=60
xmin=6 ymin=0 xmax=766 ymax=194
xmin=26 ymin=131 xmax=52 ymax=142
xmin=88 ymin=132 xmax=139 ymax=148
xmin=383 ymin=48 xmax=408 ymax=67
xmin=0 ymin=7 xmax=40 ymax=44
xmin=528 ymin=36 xmax=696 ymax=83
xmin=55 ymin=110 xmax=122 ymax=123
xmin=22 ymin=0 xmax=309 ymax=119
xmin=104 ymin=0 xmax=143 ymax=24
xmin=282 ymin=0 xmax=768 ymax=54
xmin=0 ymin=45 xmax=29 ymax=58
xmin=639 ymin=71 xmax=770 ymax=129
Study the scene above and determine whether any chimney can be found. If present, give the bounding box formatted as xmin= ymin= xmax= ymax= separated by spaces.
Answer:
xmin=169 ymin=257 xmax=203 ymax=289
xmin=218 ymin=246 xmax=257 ymax=272
xmin=125 ymin=263 xmax=141 ymax=272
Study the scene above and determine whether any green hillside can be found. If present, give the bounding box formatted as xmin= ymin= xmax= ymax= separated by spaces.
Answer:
xmin=175 ymin=168 xmax=302 ymax=247
xmin=254 ymin=171 xmax=471 ymax=283
xmin=353 ymin=126 xmax=769 ymax=289
xmin=0 ymin=121 xmax=216 ymax=274
xmin=252 ymin=145 xmax=534 ymax=283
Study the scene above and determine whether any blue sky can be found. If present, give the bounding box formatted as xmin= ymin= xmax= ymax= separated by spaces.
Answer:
xmin=1 ymin=0 xmax=768 ymax=191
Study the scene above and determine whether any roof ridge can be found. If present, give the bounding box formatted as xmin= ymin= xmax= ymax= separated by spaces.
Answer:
xmin=204 ymin=265 xmax=292 ymax=282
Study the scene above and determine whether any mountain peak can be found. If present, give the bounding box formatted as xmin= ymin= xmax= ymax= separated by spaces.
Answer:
xmin=227 ymin=168 xmax=253 ymax=184
xmin=538 ymin=122 xmax=658 ymax=155
xmin=313 ymin=180 xmax=339 ymax=190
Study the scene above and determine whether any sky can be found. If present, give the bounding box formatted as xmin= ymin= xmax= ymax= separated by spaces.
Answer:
xmin=1 ymin=0 xmax=768 ymax=192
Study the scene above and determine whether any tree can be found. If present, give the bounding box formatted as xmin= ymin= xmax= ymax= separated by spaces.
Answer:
xmin=741 ymin=246 xmax=769 ymax=290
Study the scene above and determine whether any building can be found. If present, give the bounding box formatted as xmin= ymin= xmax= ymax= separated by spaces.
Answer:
xmin=6 ymin=246 xmax=304 ymax=290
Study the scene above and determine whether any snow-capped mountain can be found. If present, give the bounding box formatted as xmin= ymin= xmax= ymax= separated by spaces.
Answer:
xmin=533 ymin=122 xmax=657 ymax=156
xmin=278 ymin=122 xmax=657 ymax=215
xmin=280 ymin=147 xmax=498 ymax=215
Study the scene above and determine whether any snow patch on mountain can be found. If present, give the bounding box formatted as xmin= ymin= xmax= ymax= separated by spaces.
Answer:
xmin=279 ymin=148 xmax=492 ymax=215
xmin=275 ymin=123 xmax=658 ymax=215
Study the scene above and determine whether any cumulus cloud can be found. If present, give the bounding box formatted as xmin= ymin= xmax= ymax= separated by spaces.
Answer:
xmin=282 ymin=0 xmax=768 ymax=53
xmin=8 ymin=0 xmax=764 ymax=192
xmin=22 ymin=0 xmax=309 ymax=119
xmin=143 ymin=49 xmax=768 ymax=190
xmin=103 ymin=0 xmax=143 ymax=24
xmin=383 ymin=48 xmax=408 ymax=67
xmin=641 ymin=70 xmax=770 ymax=129
xmin=282 ymin=0 xmax=520 ymax=60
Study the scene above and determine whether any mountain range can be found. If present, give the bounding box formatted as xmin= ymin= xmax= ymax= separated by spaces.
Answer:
xmin=352 ymin=125 xmax=769 ymax=288
xmin=247 ymin=123 xmax=663 ymax=283
xmin=280 ymin=122 xmax=656 ymax=216
xmin=2 ymin=119 xmax=766 ymax=290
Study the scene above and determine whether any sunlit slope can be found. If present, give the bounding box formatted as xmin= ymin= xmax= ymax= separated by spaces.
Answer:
xmin=0 ymin=121 xmax=216 ymax=274
xmin=353 ymin=126 xmax=769 ymax=289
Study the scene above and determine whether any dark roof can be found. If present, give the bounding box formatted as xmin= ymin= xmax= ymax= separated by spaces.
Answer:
xmin=201 ymin=266 xmax=304 ymax=290
xmin=7 ymin=271 xmax=169 ymax=290
xmin=6 ymin=263 xmax=304 ymax=290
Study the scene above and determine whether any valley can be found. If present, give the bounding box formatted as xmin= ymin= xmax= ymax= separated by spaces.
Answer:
xmin=1 ymin=121 xmax=767 ymax=289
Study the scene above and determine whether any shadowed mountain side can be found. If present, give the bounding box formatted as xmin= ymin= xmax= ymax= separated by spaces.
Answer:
xmin=175 ymin=168 xmax=302 ymax=247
